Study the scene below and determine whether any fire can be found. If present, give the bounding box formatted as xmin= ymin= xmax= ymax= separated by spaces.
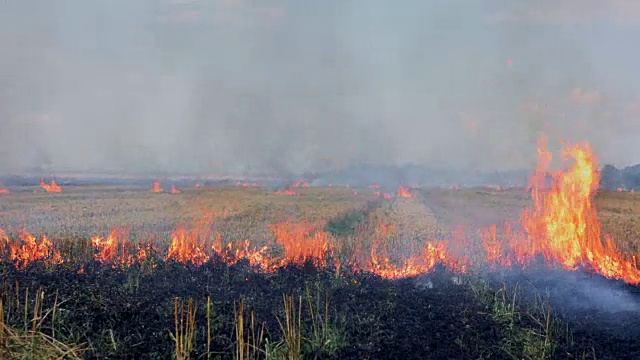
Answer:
xmin=0 ymin=182 xmax=9 ymax=194
xmin=517 ymin=135 xmax=640 ymax=283
xmin=236 ymin=182 xmax=258 ymax=188
xmin=170 ymin=185 xmax=181 ymax=194
xmin=397 ymin=185 xmax=412 ymax=198
xmin=365 ymin=222 xmax=466 ymax=279
xmin=166 ymin=227 xmax=210 ymax=265
xmin=2 ymin=133 xmax=639 ymax=285
xmin=92 ymin=229 xmax=133 ymax=268
xmin=274 ymin=188 xmax=297 ymax=196
xmin=475 ymin=135 xmax=640 ymax=284
xmin=2 ymin=230 xmax=62 ymax=269
xmin=268 ymin=222 xmax=332 ymax=267
xmin=150 ymin=181 xmax=163 ymax=193
xmin=40 ymin=178 xmax=62 ymax=193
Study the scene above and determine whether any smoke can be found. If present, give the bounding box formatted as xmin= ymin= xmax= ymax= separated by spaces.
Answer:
xmin=1 ymin=1 xmax=640 ymax=175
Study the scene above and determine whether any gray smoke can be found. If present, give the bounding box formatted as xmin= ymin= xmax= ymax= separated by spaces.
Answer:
xmin=1 ymin=1 xmax=640 ymax=176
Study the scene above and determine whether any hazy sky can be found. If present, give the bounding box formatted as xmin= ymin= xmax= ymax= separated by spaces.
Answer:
xmin=1 ymin=0 xmax=640 ymax=175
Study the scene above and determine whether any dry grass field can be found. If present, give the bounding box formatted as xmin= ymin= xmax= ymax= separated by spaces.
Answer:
xmin=1 ymin=184 xmax=639 ymax=359
xmin=0 ymin=185 xmax=376 ymax=236
xmin=423 ymin=187 xmax=640 ymax=254
xmin=2 ymin=185 xmax=638 ymax=256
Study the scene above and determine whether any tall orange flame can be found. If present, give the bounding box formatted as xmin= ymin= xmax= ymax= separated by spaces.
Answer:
xmin=517 ymin=135 xmax=640 ymax=283
xmin=40 ymin=178 xmax=62 ymax=193
xmin=150 ymin=181 xmax=163 ymax=193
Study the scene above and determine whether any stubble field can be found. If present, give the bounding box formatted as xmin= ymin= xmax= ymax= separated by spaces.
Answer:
xmin=0 ymin=184 xmax=639 ymax=359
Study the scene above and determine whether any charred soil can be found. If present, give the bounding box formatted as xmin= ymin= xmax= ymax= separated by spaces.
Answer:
xmin=2 ymin=260 xmax=639 ymax=359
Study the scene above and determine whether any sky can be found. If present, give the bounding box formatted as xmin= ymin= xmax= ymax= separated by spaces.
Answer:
xmin=1 ymin=0 xmax=640 ymax=175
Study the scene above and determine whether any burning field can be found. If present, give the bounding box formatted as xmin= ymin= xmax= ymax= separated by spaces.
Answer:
xmin=0 ymin=136 xmax=640 ymax=359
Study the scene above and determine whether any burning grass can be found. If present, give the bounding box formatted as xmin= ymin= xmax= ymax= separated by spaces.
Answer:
xmin=1 ymin=136 xmax=640 ymax=358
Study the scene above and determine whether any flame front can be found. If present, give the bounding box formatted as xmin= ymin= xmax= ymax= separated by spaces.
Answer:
xmin=166 ymin=227 xmax=209 ymax=265
xmin=92 ymin=229 xmax=135 ymax=268
xmin=40 ymin=178 xmax=62 ymax=193
xmin=170 ymin=185 xmax=181 ymax=194
xmin=1 ymin=133 xmax=638 ymax=284
xmin=3 ymin=230 xmax=62 ymax=269
xmin=0 ymin=182 xmax=9 ymax=194
xmin=268 ymin=222 xmax=332 ymax=268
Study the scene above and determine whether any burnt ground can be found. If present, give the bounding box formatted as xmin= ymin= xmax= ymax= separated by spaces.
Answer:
xmin=2 ymin=259 xmax=640 ymax=359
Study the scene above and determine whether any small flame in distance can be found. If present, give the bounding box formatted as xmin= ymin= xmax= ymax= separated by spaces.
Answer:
xmin=150 ymin=181 xmax=163 ymax=193
xmin=40 ymin=178 xmax=62 ymax=193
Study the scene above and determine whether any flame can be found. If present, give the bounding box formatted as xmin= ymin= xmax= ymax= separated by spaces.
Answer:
xmin=150 ymin=181 xmax=163 ymax=193
xmin=0 ymin=182 xmax=9 ymax=194
xmin=397 ymin=185 xmax=412 ymax=198
xmin=475 ymin=134 xmax=640 ymax=284
xmin=364 ymin=222 xmax=466 ymax=279
xmin=517 ymin=135 xmax=640 ymax=283
xmin=170 ymin=185 xmax=182 ymax=194
xmin=3 ymin=230 xmax=62 ymax=269
xmin=274 ymin=188 xmax=297 ymax=196
xmin=92 ymin=229 xmax=133 ymax=268
xmin=166 ymin=226 xmax=210 ymax=265
xmin=3 ymin=134 xmax=639 ymax=285
xmin=40 ymin=178 xmax=62 ymax=193
xmin=268 ymin=222 xmax=332 ymax=268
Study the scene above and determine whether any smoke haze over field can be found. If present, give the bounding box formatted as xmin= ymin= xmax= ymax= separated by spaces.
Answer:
xmin=2 ymin=0 xmax=640 ymax=175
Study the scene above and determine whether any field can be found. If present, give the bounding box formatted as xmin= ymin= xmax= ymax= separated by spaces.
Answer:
xmin=0 ymin=183 xmax=639 ymax=359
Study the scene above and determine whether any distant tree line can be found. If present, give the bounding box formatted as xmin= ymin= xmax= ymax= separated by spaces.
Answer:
xmin=600 ymin=164 xmax=640 ymax=191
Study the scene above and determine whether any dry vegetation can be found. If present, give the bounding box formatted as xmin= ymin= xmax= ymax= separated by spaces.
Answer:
xmin=0 ymin=185 xmax=639 ymax=359
xmin=595 ymin=191 xmax=640 ymax=254
xmin=424 ymin=187 xmax=640 ymax=254
xmin=0 ymin=186 xmax=374 ymax=237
